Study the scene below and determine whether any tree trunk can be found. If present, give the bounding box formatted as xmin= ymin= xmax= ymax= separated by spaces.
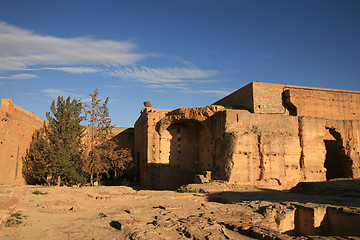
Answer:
xmin=96 ymin=173 xmax=100 ymax=183
xmin=57 ymin=175 xmax=61 ymax=187
xmin=90 ymin=174 xmax=94 ymax=185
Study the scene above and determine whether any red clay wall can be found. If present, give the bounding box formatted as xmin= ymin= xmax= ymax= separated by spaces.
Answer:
xmin=134 ymin=107 xmax=171 ymax=187
xmin=219 ymin=110 xmax=303 ymax=188
xmin=0 ymin=99 xmax=135 ymax=185
xmin=219 ymin=111 xmax=360 ymax=188
xmin=214 ymin=82 xmax=254 ymax=112
xmin=135 ymin=106 xmax=223 ymax=189
xmin=285 ymin=87 xmax=360 ymax=120
xmin=111 ymin=127 xmax=134 ymax=150
xmin=0 ymin=99 xmax=44 ymax=185
xmin=252 ymin=82 xmax=288 ymax=114
xmin=215 ymin=82 xmax=360 ymax=120
xmin=135 ymin=106 xmax=360 ymax=190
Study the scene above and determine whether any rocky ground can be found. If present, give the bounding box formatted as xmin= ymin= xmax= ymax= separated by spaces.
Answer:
xmin=1 ymin=180 xmax=360 ymax=240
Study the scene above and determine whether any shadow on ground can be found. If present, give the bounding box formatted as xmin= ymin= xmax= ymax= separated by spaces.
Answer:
xmin=207 ymin=179 xmax=360 ymax=208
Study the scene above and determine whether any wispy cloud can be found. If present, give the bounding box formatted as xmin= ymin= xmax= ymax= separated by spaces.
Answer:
xmin=41 ymin=88 xmax=84 ymax=98
xmin=40 ymin=67 xmax=101 ymax=74
xmin=0 ymin=73 xmax=39 ymax=80
xmin=110 ymin=66 xmax=218 ymax=84
xmin=0 ymin=21 xmax=145 ymax=72
xmin=0 ymin=22 xmax=229 ymax=97
xmin=187 ymin=89 xmax=233 ymax=96
xmin=143 ymin=81 xmax=233 ymax=96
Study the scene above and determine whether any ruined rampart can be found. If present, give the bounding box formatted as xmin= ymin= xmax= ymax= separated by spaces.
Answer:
xmin=135 ymin=106 xmax=360 ymax=189
xmin=0 ymin=99 xmax=134 ymax=185
xmin=215 ymin=82 xmax=360 ymax=119
xmin=135 ymin=82 xmax=360 ymax=190
xmin=0 ymin=99 xmax=44 ymax=185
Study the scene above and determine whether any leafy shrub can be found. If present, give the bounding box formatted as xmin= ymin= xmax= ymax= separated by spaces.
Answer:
xmin=177 ymin=185 xmax=199 ymax=193
xmin=5 ymin=212 xmax=25 ymax=227
xmin=32 ymin=190 xmax=48 ymax=195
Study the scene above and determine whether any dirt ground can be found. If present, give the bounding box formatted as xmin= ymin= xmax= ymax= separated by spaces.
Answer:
xmin=1 ymin=180 xmax=360 ymax=240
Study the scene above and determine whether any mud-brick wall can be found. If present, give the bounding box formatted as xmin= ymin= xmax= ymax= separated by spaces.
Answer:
xmin=218 ymin=110 xmax=360 ymax=189
xmin=0 ymin=99 xmax=44 ymax=185
xmin=214 ymin=82 xmax=254 ymax=111
xmin=111 ymin=127 xmax=134 ymax=151
xmin=287 ymin=87 xmax=360 ymax=120
xmin=300 ymin=117 xmax=360 ymax=181
xmin=138 ymin=106 xmax=223 ymax=189
xmin=299 ymin=117 xmax=327 ymax=182
xmin=219 ymin=110 xmax=303 ymax=189
xmin=134 ymin=107 xmax=170 ymax=187
xmin=324 ymin=119 xmax=360 ymax=179
xmin=252 ymin=82 xmax=288 ymax=114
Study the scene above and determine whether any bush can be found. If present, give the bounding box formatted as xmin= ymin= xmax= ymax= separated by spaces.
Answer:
xmin=177 ymin=185 xmax=199 ymax=193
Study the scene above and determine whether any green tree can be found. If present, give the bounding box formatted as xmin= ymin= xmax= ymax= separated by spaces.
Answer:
xmin=82 ymin=89 xmax=113 ymax=184
xmin=45 ymin=96 xmax=86 ymax=185
xmin=24 ymin=96 xmax=86 ymax=186
xmin=23 ymin=125 xmax=50 ymax=185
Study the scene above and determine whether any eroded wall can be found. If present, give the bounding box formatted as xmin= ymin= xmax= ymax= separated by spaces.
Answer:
xmin=286 ymin=87 xmax=360 ymax=120
xmin=214 ymin=82 xmax=254 ymax=111
xmin=252 ymin=82 xmax=288 ymax=114
xmin=219 ymin=110 xmax=303 ymax=188
xmin=111 ymin=127 xmax=134 ymax=151
xmin=215 ymin=82 xmax=360 ymax=121
xmin=220 ymin=111 xmax=360 ymax=188
xmin=134 ymin=107 xmax=171 ymax=187
xmin=0 ymin=99 xmax=44 ymax=185
xmin=135 ymin=105 xmax=360 ymax=189
xmin=0 ymin=99 xmax=135 ymax=185
xmin=135 ymin=106 xmax=223 ymax=189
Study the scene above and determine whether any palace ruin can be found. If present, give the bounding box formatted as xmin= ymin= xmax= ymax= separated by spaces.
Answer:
xmin=1 ymin=82 xmax=360 ymax=189
xmin=134 ymin=82 xmax=360 ymax=189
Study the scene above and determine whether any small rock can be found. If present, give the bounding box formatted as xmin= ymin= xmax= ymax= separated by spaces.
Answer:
xmin=110 ymin=220 xmax=122 ymax=230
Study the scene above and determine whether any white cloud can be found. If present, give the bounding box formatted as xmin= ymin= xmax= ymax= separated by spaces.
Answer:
xmin=0 ymin=22 xmax=228 ymax=97
xmin=188 ymin=89 xmax=233 ymax=96
xmin=0 ymin=73 xmax=39 ymax=80
xmin=110 ymin=66 xmax=218 ymax=84
xmin=0 ymin=21 xmax=145 ymax=72
xmin=41 ymin=88 xmax=83 ymax=99
xmin=144 ymin=84 xmax=163 ymax=88
xmin=41 ymin=67 xmax=101 ymax=74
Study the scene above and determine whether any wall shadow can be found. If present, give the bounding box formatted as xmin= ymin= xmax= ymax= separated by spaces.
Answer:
xmin=207 ymin=181 xmax=360 ymax=208
xmin=324 ymin=128 xmax=353 ymax=180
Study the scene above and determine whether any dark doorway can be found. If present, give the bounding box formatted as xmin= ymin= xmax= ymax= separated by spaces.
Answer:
xmin=167 ymin=121 xmax=200 ymax=184
xmin=324 ymin=128 xmax=353 ymax=180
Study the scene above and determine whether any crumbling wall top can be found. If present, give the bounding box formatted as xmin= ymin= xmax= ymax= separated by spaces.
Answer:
xmin=155 ymin=105 xmax=224 ymax=133
xmin=0 ymin=98 xmax=43 ymax=122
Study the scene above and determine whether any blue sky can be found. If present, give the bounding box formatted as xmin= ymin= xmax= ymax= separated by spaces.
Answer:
xmin=0 ymin=0 xmax=359 ymax=127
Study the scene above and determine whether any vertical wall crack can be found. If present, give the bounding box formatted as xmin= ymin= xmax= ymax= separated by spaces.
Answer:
xmin=298 ymin=117 xmax=305 ymax=179
xmin=257 ymin=134 xmax=264 ymax=181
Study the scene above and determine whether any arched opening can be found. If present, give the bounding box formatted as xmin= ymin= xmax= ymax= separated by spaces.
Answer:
xmin=159 ymin=120 xmax=213 ymax=187
xmin=168 ymin=121 xmax=199 ymax=172
xmin=324 ymin=127 xmax=353 ymax=180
